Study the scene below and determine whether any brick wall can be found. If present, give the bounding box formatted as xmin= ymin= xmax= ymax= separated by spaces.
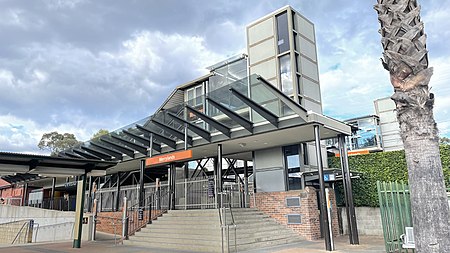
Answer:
xmin=96 ymin=212 xmax=123 ymax=235
xmin=96 ymin=209 xmax=165 ymax=235
xmin=250 ymin=187 xmax=339 ymax=240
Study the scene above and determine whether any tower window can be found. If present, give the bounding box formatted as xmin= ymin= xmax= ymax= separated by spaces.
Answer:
xmin=276 ymin=12 xmax=290 ymax=53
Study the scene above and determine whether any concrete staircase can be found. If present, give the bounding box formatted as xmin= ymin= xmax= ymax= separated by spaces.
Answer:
xmin=124 ymin=208 xmax=304 ymax=252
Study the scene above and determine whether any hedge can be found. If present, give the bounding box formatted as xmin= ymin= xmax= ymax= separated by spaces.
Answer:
xmin=328 ymin=145 xmax=450 ymax=207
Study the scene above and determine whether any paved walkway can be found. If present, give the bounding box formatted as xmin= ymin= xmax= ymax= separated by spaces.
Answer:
xmin=0 ymin=234 xmax=385 ymax=253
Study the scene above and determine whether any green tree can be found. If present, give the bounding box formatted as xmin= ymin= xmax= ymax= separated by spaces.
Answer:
xmin=91 ymin=129 xmax=109 ymax=141
xmin=375 ymin=0 xmax=450 ymax=251
xmin=38 ymin=131 xmax=80 ymax=155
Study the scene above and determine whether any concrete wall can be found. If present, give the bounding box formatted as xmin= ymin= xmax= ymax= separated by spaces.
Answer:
xmin=340 ymin=207 xmax=383 ymax=236
xmin=0 ymin=205 xmax=76 ymax=243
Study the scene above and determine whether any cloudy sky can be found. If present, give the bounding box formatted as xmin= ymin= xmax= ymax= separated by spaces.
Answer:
xmin=1 ymin=0 xmax=449 ymax=154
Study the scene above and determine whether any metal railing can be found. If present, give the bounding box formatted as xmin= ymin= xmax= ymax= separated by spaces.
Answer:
xmin=11 ymin=220 xmax=33 ymax=244
xmin=175 ymin=177 xmax=216 ymax=210
xmin=95 ymin=215 xmax=122 ymax=245
xmin=219 ymin=192 xmax=237 ymax=253
xmin=125 ymin=187 xmax=169 ymax=238
xmin=28 ymin=196 xmax=77 ymax=211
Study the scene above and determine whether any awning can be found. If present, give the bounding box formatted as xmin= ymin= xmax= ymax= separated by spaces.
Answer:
xmin=0 ymin=152 xmax=118 ymax=184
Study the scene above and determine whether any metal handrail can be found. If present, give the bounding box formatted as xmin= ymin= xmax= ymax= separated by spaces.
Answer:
xmin=11 ymin=221 xmax=30 ymax=244
xmin=96 ymin=215 xmax=122 ymax=245
xmin=126 ymin=187 xmax=169 ymax=237
xmin=219 ymin=191 xmax=237 ymax=253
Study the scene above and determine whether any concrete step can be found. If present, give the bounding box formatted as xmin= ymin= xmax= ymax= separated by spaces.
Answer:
xmin=235 ymin=236 xmax=304 ymax=252
xmin=152 ymin=218 xmax=219 ymax=226
xmin=131 ymin=233 xmax=221 ymax=246
xmin=165 ymin=210 xmax=218 ymax=217
xmin=148 ymin=222 xmax=221 ymax=230
xmin=125 ymin=239 xmax=222 ymax=252
xmin=133 ymin=230 xmax=222 ymax=241
xmin=138 ymin=226 xmax=222 ymax=236
xmin=158 ymin=215 xmax=220 ymax=221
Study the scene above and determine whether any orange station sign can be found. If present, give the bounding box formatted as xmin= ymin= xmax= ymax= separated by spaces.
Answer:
xmin=145 ymin=150 xmax=193 ymax=167
xmin=335 ymin=149 xmax=370 ymax=157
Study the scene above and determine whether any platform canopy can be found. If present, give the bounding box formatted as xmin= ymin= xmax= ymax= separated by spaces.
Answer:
xmin=0 ymin=152 xmax=118 ymax=184
xmin=55 ymin=75 xmax=351 ymax=174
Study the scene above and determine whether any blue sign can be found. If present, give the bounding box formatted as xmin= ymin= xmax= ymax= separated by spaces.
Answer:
xmin=324 ymin=174 xmax=335 ymax=182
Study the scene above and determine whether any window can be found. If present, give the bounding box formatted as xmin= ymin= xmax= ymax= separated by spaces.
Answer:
xmin=276 ymin=12 xmax=290 ymax=53
xmin=279 ymin=54 xmax=293 ymax=95
xmin=186 ymin=84 xmax=203 ymax=107
xmin=284 ymin=144 xmax=301 ymax=190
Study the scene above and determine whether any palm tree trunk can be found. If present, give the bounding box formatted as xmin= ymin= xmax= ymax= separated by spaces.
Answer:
xmin=375 ymin=0 xmax=450 ymax=252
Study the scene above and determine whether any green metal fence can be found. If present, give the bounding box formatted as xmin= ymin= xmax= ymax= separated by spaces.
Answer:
xmin=377 ymin=181 xmax=414 ymax=253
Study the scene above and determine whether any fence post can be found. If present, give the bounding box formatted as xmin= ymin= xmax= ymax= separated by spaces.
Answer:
xmin=122 ymin=196 xmax=128 ymax=240
xmin=92 ymin=199 xmax=98 ymax=241
xmin=27 ymin=220 xmax=34 ymax=243
xmin=148 ymin=195 xmax=153 ymax=224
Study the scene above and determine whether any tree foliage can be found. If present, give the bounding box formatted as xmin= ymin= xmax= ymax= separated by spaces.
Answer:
xmin=38 ymin=131 xmax=80 ymax=155
xmin=329 ymin=145 xmax=450 ymax=207
xmin=91 ymin=129 xmax=109 ymax=141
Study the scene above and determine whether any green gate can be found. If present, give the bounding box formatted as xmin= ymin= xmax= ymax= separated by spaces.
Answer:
xmin=377 ymin=181 xmax=414 ymax=253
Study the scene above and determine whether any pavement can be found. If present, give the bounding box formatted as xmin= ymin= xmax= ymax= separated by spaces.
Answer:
xmin=0 ymin=233 xmax=386 ymax=253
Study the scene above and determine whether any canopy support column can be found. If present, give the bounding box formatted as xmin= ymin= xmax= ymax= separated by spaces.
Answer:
xmin=338 ymin=134 xmax=359 ymax=244
xmin=314 ymin=125 xmax=333 ymax=251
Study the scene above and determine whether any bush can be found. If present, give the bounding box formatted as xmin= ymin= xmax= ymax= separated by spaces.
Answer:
xmin=328 ymin=145 xmax=450 ymax=207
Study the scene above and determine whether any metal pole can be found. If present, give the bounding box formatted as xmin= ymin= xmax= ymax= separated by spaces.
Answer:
xmin=139 ymin=160 xmax=145 ymax=208
xmin=92 ymin=198 xmax=98 ymax=241
xmin=213 ymin=157 xmax=218 ymax=209
xmin=73 ymin=172 xmax=87 ymax=248
xmin=23 ymin=183 xmax=28 ymax=206
xmin=314 ymin=125 xmax=332 ymax=251
xmin=87 ymin=176 xmax=92 ymax=212
xmin=50 ymin=177 xmax=56 ymax=209
xmin=115 ymin=173 xmax=121 ymax=212
xmin=243 ymin=161 xmax=249 ymax=208
xmin=184 ymin=123 xmax=188 ymax=150
xmin=122 ymin=196 xmax=128 ymax=240
xmin=149 ymin=133 xmax=153 ymax=157
xmin=169 ymin=163 xmax=176 ymax=210
xmin=217 ymin=144 xmax=223 ymax=208
xmin=339 ymin=135 xmax=359 ymax=244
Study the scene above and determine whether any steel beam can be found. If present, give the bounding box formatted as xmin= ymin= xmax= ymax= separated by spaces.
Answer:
xmin=89 ymin=142 xmax=123 ymax=159
xmin=186 ymin=105 xmax=231 ymax=137
xmin=122 ymin=130 xmax=162 ymax=153
xmin=80 ymin=145 xmax=113 ymax=160
xmin=151 ymin=119 xmax=193 ymax=145
xmin=206 ymin=98 xmax=253 ymax=133
xmin=136 ymin=125 xmax=177 ymax=149
xmin=99 ymin=138 xmax=135 ymax=158
xmin=229 ymin=88 xmax=278 ymax=127
xmin=110 ymin=134 xmax=148 ymax=155
xmin=167 ymin=112 xmax=211 ymax=142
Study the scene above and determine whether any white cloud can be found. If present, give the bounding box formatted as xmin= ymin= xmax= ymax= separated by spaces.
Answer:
xmin=0 ymin=30 xmax=225 ymax=153
xmin=43 ymin=0 xmax=88 ymax=10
